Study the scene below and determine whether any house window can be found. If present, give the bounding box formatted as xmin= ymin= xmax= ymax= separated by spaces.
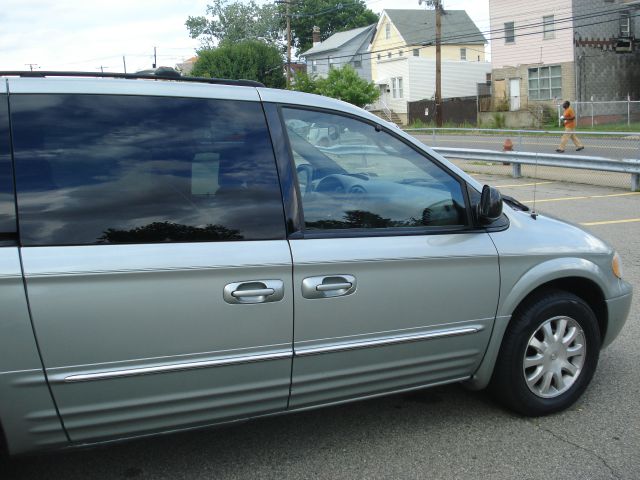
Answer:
xmin=528 ymin=65 xmax=562 ymax=100
xmin=505 ymin=22 xmax=515 ymax=43
xmin=387 ymin=52 xmax=392 ymax=59
xmin=460 ymin=48 xmax=466 ymax=60
xmin=391 ymin=77 xmax=403 ymax=98
xmin=413 ymin=48 xmax=420 ymax=57
xmin=377 ymin=54 xmax=381 ymax=61
xmin=543 ymin=15 xmax=555 ymax=39
xmin=328 ymin=56 xmax=336 ymax=69
xmin=620 ymin=12 xmax=631 ymax=37
xmin=352 ymin=54 xmax=362 ymax=68
xmin=311 ymin=60 xmax=317 ymax=73
xmin=385 ymin=23 xmax=391 ymax=39
xmin=399 ymin=50 xmax=404 ymax=56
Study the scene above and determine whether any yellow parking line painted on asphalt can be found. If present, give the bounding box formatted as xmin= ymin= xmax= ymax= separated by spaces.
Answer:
xmin=521 ymin=192 xmax=640 ymax=203
xmin=581 ymin=218 xmax=640 ymax=226
xmin=494 ymin=181 xmax=555 ymax=188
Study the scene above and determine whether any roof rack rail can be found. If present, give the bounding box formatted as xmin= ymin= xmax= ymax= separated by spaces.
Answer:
xmin=0 ymin=71 xmax=265 ymax=88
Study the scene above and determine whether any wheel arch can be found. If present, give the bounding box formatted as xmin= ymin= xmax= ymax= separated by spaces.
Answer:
xmin=465 ymin=257 xmax=609 ymax=390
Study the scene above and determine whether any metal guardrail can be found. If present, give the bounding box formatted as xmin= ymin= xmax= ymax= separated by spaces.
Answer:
xmin=433 ymin=147 xmax=640 ymax=191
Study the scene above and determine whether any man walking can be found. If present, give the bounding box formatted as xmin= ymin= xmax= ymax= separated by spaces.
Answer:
xmin=556 ymin=100 xmax=584 ymax=152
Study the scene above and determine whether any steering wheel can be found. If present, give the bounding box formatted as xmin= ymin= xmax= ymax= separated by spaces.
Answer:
xmin=296 ymin=164 xmax=315 ymax=194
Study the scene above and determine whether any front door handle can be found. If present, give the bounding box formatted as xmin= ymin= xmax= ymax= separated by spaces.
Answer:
xmin=224 ymin=280 xmax=284 ymax=304
xmin=302 ymin=275 xmax=357 ymax=299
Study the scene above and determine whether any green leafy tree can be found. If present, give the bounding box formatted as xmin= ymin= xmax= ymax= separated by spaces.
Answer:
xmin=186 ymin=0 xmax=282 ymax=49
xmin=290 ymin=71 xmax=319 ymax=94
xmin=191 ymin=40 xmax=285 ymax=88
xmin=286 ymin=1 xmax=378 ymax=53
xmin=315 ymin=65 xmax=379 ymax=108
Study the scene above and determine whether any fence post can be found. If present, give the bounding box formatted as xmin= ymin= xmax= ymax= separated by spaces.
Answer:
xmin=632 ymin=173 xmax=639 ymax=192
xmin=628 ymin=95 xmax=631 ymax=126
xmin=512 ymin=163 xmax=522 ymax=178
xmin=591 ymin=102 xmax=594 ymax=128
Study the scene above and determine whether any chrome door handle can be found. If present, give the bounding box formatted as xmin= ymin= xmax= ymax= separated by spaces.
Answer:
xmin=316 ymin=283 xmax=352 ymax=292
xmin=224 ymin=280 xmax=284 ymax=304
xmin=232 ymin=288 xmax=275 ymax=298
xmin=302 ymin=275 xmax=356 ymax=299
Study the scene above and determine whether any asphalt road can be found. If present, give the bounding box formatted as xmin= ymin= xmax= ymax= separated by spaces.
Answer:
xmin=412 ymin=133 xmax=640 ymax=161
xmin=2 ymin=177 xmax=639 ymax=480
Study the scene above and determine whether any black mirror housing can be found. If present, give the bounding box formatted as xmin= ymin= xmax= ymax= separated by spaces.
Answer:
xmin=478 ymin=185 xmax=503 ymax=224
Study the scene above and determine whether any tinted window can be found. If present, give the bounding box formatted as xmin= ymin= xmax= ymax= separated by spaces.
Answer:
xmin=0 ymin=94 xmax=16 ymax=235
xmin=11 ymin=95 xmax=285 ymax=245
xmin=283 ymin=108 xmax=467 ymax=231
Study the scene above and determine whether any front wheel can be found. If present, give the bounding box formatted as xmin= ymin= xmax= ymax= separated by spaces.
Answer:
xmin=490 ymin=290 xmax=601 ymax=416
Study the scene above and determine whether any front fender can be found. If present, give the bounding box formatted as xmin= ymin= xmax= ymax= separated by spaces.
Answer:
xmin=466 ymin=256 xmax=611 ymax=391
xmin=497 ymin=256 xmax=612 ymax=319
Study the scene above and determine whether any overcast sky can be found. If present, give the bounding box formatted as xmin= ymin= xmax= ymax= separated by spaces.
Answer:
xmin=0 ymin=0 xmax=490 ymax=73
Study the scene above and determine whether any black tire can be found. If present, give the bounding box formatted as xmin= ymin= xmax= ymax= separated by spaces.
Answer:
xmin=490 ymin=289 xmax=601 ymax=416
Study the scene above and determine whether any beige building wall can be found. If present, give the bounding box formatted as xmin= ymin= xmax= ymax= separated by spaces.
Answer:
xmin=492 ymin=61 xmax=575 ymax=110
xmin=370 ymin=13 xmax=486 ymax=81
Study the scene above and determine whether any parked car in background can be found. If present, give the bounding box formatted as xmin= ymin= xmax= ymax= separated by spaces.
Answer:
xmin=0 ymin=71 xmax=632 ymax=455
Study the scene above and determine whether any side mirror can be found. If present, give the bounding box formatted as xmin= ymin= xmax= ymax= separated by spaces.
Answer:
xmin=478 ymin=185 xmax=503 ymax=224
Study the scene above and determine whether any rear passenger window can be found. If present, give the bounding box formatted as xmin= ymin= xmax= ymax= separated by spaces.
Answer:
xmin=0 ymin=94 xmax=17 ymax=235
xmin=11 ymin=95 xmax=285 ymax=245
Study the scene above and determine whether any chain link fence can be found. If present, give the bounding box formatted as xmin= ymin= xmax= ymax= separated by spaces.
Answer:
xmin=405 ymin=128 xmax=640 ymax=190
xmin=565 ymin=100 xmax=640 ymax=128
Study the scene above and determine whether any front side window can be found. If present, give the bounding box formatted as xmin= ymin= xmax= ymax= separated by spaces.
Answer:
xmin=352 ymin=54 xmax=362 ymax=68
xmin=312 ymin=60 xmax=317 ymax=72
xmin=543 ymin=15 xmax=555 ymax=39
xmin=413 ymin=48 xmax=420 ymax=57
xmin=460 ymin=48 xmax=467 ymax=60
xmin=528 ymin=65 xmax=562 ymax=100
xmin=0 ymin=95 xmax=16 ymax=235
xmin=385 ymin=23 xmax=391 ymax=39
xmin=505 ymin=22 xmax=515 ymax=43
xmin=11 ymin=95 xmax=285 ymax=246
xmin=282 ymin=108 xmax=467 ymax=232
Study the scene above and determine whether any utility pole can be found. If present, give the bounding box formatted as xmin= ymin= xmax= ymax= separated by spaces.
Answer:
xmin=419 ymin=0 xmax=443 ymax=127
xmin=286 ymin=0 xmax=292 ymax=88
xmin=153 ymin=47 xmax=157 ymax=68
xmin=123 ymin=56 xmax=127 ymax=74
xmin=25 ymin=63 xmax=38 ymax=71
xmin=435 ymin=0 xmax=442 ymax=127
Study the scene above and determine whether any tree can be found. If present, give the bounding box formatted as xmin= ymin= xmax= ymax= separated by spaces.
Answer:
xmin=315 ymin=66 xmax=379 ymax=108
xmin=186 ymin=0 xmax=282 ymax=49
xmin=290 ymin=71 xmax=319 ymax=94
xmin=286 ymin=1 xmax=378 ymax=54
xmin=191 ymin=40 xmax=285 ymax=88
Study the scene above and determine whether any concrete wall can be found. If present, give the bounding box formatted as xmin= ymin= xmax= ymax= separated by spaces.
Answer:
xmin=478 ymin=110 xmax=540 ymax=128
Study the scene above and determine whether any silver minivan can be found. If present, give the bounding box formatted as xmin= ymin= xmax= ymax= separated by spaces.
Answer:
xmin=0 ymin=72 xmax=632 ymax=455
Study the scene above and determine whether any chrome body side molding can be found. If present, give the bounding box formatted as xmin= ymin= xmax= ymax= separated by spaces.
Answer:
xmin=295 ymin=326 xmax=482 ymax=357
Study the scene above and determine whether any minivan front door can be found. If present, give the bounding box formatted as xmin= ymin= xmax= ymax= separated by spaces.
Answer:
xmin=10 ymin=89 xmax=294 ymax=442
xmin=280 ymin=107 xmax=500 ymax=408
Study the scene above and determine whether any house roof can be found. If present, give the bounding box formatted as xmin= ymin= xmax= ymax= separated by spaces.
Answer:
xmin=302 ymin=24 xmax=376 ymax=56
xmin=383 ymin=9 xmax=486 ymax=45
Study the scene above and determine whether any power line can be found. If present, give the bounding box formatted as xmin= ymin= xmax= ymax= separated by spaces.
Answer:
xmin=301 ymin=7 xmax=637 ymax=65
